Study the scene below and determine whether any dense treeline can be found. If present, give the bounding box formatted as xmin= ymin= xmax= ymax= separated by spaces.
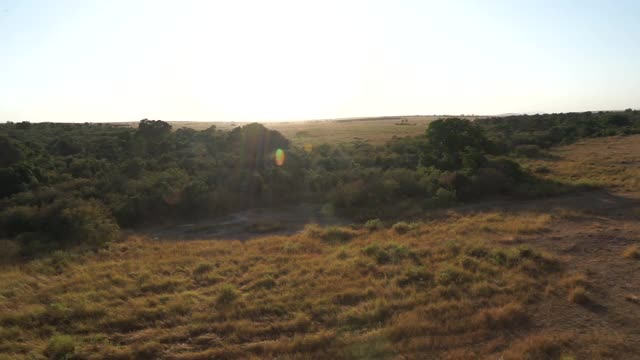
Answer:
xmin=1 ymin=110 xmax=639 ymax=254
xmin=477 ymin=109 xmax=640 ymax=153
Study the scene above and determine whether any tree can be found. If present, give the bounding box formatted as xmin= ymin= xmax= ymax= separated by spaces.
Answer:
xmin=423 ymin=118 xmax=489 ymax=170
xmin=608 ymin=114 xmax=630 ymax=127
xmin=135 ymin=119 xmax=173 ymax=156
xmin=137 ymin=119 xmax=172 ymax=138
xmin=230 ymin=123 xmax=289 ymax=171
xmin=0 ymin=136 xmax=26 ymax=167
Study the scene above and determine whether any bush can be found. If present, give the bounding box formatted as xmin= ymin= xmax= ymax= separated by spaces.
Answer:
xmin=0 ymin=239 xmax=20 ymax=264
xmin=303 ymin=224 xmax=323 ymax=238
xmin=44 ymin=334 xmax=76 ymax=360
xmin=217 ymin=285 xmax=240 ymax=306
xmin=471 ymin=168 xmax=513 ymax=196
xmin=0 ymin=205 xmax=38 ymax=237
xmin=434 ymin=188 xmax=455 ymax=205
xmin=363 ymin=243 xmax=413 ymax=264
xmin=193 ymin=263 xmax=213 ymax=276
xmin=57 ymin=199 xmax=121 ymax=246
xmin=514 ymin=144 xmax=541 ymax=157
xmin=396 ymin=266 xmax=432 ymax=287
xmin=568 ymin=286 xmax=589 ymax=304
xmin=364 ymin=219 xmax=384 ymax=232
xmin=306 ymin=226 xmax=357 ymax=243
xmin=391 ymin=221 xmax=417 ymax=235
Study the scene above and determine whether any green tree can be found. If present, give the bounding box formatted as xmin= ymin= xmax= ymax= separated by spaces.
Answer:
xmin=423 ymin=118 xmax=489 ymax=170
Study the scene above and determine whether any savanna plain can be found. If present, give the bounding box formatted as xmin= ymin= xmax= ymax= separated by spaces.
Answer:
xmin=1 ymin=113 xmax=640 ymax=359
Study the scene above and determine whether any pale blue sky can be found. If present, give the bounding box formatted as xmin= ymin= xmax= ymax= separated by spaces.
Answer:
xmin=1 ymin=0 xmax=639 ymax=122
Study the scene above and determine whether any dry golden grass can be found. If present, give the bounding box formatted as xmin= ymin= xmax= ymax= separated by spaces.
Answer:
xmin=266 ymin=116 xmax=438 ymax=146
xmin=623 ymin=245 xmax=640 ymax=259
xmin=0 ymin=212 xmax=579 ymax=360
xmin=129 ymin=115 xmax=482 ymax=146
xmin=418 ymin=211 xmax=553 ymax=245
xmin=567 ymin=286 xmax=589 ymax=304
xmin=3 ymin=203 xmax=637 ymax=359
xmin=524 ymin=135 xmax=640 ymax=192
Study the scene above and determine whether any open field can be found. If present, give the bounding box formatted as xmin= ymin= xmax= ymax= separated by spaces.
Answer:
xmin=110 ymin=115 xmax=482 ymax=145
xmin=2 ymin=135 xmax=640 ymax=359
xmin=523 ymin=135 xmax=640 ymax=192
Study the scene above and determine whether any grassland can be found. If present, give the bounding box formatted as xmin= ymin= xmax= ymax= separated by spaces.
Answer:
xmin=114 ymin=115 xmax=482 ymax=146
xmin=523 ymin=135 xmax=640 ymax=192
xmin=0 ymin=214 xmax=574 ymax=359
xmin=2 ymin=134 xmax=640 ymax=359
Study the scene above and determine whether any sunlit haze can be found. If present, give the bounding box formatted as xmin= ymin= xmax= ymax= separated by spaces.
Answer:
xmin=2 ymin=0 xmax=639 ymax=122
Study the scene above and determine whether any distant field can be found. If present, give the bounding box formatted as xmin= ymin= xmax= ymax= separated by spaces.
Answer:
xmin=111 ymin=115 xmax=483 ymax=145
xmin=523 ymin=135 xmax=640 ymax=192
xmin=266 ymin=116 xmax=443 ymax=145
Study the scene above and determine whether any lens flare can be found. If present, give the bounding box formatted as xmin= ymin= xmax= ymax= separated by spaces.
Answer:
xmin=275 ymin=148 xmax=285 ymax=166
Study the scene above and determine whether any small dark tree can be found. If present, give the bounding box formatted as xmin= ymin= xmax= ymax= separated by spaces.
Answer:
xmin=608 ymin=114 xmax=630 ymax=127
xmin=230 ymin=123 xmax=289 ymax=171
xmin=423 ymin=118 xmax=489 ymax=170
xmin=0 ymin=136 xmax=25 ymax=167
xmin=135 ymin=119 xmax=173 ymax=156
xmin=137 ymin=119 xmax=172 ymax=138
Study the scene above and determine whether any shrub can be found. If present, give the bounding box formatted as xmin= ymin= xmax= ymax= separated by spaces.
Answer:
xmin=56 ymin=199 xmax=121 ymax=246
xmin=303 ymin=224 xmax=324 ymax=238
xmin=363 ymin=243 xmax=414 ymax=265
xmin=434 ymin=187 xmax=455 ymax=204
xmin=363 ymin=244 xmax=391 ymax=265
xmin=217 ymin=285 xmax=240 ymax=306
xmin=514 ymin=144 xmax=541 ymax=157
xmin=473 ymin=303 xmax=528 ymax=330
xmin=250 ymin=275 xmax=277 ymax=290
xmin=0 ymin=205 xmax=38 ymax=237
xmin=364 ymin=218 xmax=384 ymax=232
xmin=471 ymin=168 xmax=513 ymax=195
xmin=44 ymin=334 xmax=76 ymax=360
xmin=502 ymin=333 xmax=571 ymax=360
xmin=0 ymin=239 xmax=20 ymax=264
xmin=396 ymin=266 xmax=432 ymax=287
xmin=193 ymin=263 xmax=213 ymax=276
xmin=568 ymin=286 xmax=589 ymax=304
xmin=321 ymin=227 xmax=356 ymax=243
xmin=437 ymin=265 xmax=469 ymax=285
xmin=391 ymin=221 xmax=417 ymax=235
xmin=16 ymin=232 xmax=57 ymax=256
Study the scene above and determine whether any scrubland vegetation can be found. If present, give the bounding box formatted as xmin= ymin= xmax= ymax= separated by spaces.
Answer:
xmin=2 ymin=110 xmax=639 ymax=255
xmin=2 ymin=110 xmax=640 ymax=359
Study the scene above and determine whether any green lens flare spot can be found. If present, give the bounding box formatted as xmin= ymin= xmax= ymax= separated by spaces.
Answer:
xmin=275 ymin=148 xmax=285 ymax=166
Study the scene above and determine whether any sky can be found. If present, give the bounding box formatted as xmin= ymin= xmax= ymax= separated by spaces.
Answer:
xmin=1 ymin=0 xmax=639 ymax=123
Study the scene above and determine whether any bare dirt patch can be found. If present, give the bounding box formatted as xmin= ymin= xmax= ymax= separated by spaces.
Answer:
xmin=146 ymin=203 xmax=347 ymax=241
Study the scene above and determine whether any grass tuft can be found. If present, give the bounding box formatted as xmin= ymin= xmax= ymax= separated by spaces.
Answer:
xmin=44 ymin=334 xmax=76 ymax=360
xmin=623 ymin=245 xmax=640 ymax=259
xmin=568 ymin=286 xmax=589 ymax=304
xmin=216 ymin=285 xmax=240 ymax=307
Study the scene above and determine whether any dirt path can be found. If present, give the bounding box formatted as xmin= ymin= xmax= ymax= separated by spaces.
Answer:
xmin=447 ymin=189 xmax=640 ymax=355
xmin=145 ymin=203 xmax=347 ymax=241
xmin=529 ymin=191 xmax=640 ymax=353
